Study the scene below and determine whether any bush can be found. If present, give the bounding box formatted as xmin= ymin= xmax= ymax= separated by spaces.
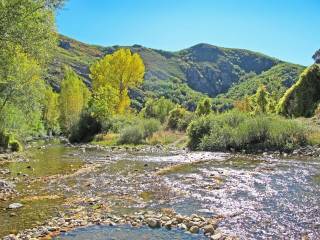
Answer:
xmin=9 ymin=140 xmax=23 ymax=152
xmin=177 ymin=111 xmax=195 ymax=131
xmin=188 ymin=110 xmax=308 ymax=152
xmin=0 ymin=132 xmax=10 ymax=149
xmin=167 ymin=107 xmax=186 ymax=130
xmin=69 ymin=113 xmax=102 ymax=143
xmin=117 ymin=118 xmax=161 ymax=145
xmin=141 ymin=118 xmax=161 ymax=138
xmin=118 ymin=125 xmax=145 ymax=145
xmin=141 ymin=97 xmax=176 ymax=123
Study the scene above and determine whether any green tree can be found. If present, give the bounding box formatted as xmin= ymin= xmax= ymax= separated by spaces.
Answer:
xmin=253 ymin=85 xmax=269 ymax=114
xmin=141 ymin=97 xmax=176 ymax=123
xmin=0 ymin=48 xmax=46 ymax=137
xmin=59 ymin=67 xmax=90 ymax=134
xmin=167 ymin=107 xmax=185 ymax=130
xmin=43 ymin=87 xmax=60 ymax=135
xmin=90 ymin=48 xmax=145 ymax=113
xmin=196 ymin=98 xmax=212 ymax=116
xmin=0 ymin=0 xmax=64 ymax=64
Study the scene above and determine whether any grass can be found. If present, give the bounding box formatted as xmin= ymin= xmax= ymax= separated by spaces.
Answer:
xmin=187 ymin=110 xmax=310 ymax=152
xmin=147 ymin=130 xmax=187 ymax=146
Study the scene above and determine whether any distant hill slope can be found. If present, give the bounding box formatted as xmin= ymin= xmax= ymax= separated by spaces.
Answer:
xmin=48 ymin=35 xmax=305 ymax=108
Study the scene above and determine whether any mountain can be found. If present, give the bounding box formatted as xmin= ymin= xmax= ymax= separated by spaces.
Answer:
xmin=48 ymin=35 xmax=305 ymax=109
xmin=313 ymin=49 xmax=320 ymax=63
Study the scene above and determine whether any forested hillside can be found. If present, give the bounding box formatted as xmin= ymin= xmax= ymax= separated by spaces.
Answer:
xmin=49 ymin=35 xmax=304 ymax=109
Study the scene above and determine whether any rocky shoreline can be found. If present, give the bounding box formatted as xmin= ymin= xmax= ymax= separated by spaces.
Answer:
xmin=3 ymin=208 xmax=236 ymax=240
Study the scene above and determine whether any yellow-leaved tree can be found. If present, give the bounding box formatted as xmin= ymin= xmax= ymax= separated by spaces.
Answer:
xmin=90 ymin=48 xmax=145 ymax=115
xmin=59 ymin=67 xmax=90 ymax=133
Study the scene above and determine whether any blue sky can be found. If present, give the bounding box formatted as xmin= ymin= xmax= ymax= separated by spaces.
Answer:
xmin=56 ymin=0 xmax=320 ymax=66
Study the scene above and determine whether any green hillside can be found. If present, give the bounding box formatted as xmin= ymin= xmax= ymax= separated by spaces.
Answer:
xmin=48 ymin=35 xmax=305 ymax=109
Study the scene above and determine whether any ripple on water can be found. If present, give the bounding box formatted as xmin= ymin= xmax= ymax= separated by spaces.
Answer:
xmin=163 ymin=156 xmax=320 ymax=239
xmin=54 ymin=225 xmax=208 ymax=240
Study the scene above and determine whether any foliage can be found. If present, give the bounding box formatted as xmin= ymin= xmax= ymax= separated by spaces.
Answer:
xmin=277 ymin=64 xmax=320 ymax=117
xmin=59 ymin=67 xmax=90 ymax=134
xmin=0 ymin=0 xmax=61 ymax=64
xmin=141 ymin=79 xmax=207 ymax=111
xmin=69 ymin=113 xmax=102 ymax=143
xmin=118 ymin=125 xmax=145 ymax=145
xmin=9 ymin=139 xmax=23 ymax=152
xmin=90 ymin=48 xmax=145 ymax=114
xmin=252 ymin=85 xmax=269 ymax=114
xmin=141 ymin=97 xmax=176 ymax=123
xmin=0 ymin=48 xmax=46 ymax=138
xmin=89 ymin=85 xmax=119 ymax=122
xmin=196 ymin=98 xmax=212 ymax=116
xmin=187 ymin=110 xmax=308 ymax=152
xmin=43 ymin=87 xmax=60 ymax=135
xmin=221 ymin=63 xmax=305 ymax=101
xmin=117 ymin=118 xmax=160 ymax=145
xmin=166 ymin=106 xmax=194 ymax=131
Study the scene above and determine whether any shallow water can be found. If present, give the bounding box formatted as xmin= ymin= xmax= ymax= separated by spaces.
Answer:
xmin=54 ymin=225 xmax=208 ymax=240
xmin=1 ymin=144 xmax=320 ymax=239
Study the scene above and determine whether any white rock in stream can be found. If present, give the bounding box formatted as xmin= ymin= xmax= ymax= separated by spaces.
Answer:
xmin=8 ymin=203 xmax=23 ymax=209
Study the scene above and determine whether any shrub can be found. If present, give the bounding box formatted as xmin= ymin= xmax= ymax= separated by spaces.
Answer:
xmin=0 ymin=132 xmax=10 ymax=149
xmin=117 ymin=118 xmax=161 ymax=145
xmin=118 ymin=125 xmax=145 ymax=145
xmin=141 ymin=97 xmax=176 ymax=123
xmin=188 ymin=110 xmax=308 ymax=152
xmin=140 ymin=118 xmax=161 ymax=138
xmin=9 ymin=140 xmax=23 ymax=152
xmin=196 ymin=98 xmax=212 ymax=116
xmin=69 ymin=113 xmax=102 ymax=143
xmin=177 ymin=111 xmax=195 ymax=131
xmin=167 ymin=107 xmax=187 ymax=130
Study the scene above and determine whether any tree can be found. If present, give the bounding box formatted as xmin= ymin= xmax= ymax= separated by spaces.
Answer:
xmin=0 ymin=0 xmax=65 ymax=144
xmin=141 ymin=97 xmax=176 ymax=123
xmin=59 ymin=67 xmax=90 ymax=134
xmin=90 ymin=48 xmax=145 ymax=114
xmin=89 ymin=85 xmax=119 ymax=121
xmin=0 ymin=48 xmax=46 ymax=137
xmin=43 ymin=87 xmax=60 ymax=135
xmin=252 ymin=85 xmax=269 ymax=114
xmin=0 ymin=0 xmax=64 ymax=64
xmin=196 ymin=98 xmax=212 ymax=116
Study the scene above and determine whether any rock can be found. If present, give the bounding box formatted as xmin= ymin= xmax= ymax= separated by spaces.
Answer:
xmin=8 ymin=203 xmax=23 ymax=209
xmin=164 ymin=221 xmax=172 ymax=229
xmin=147 ymin=218 xmax=161 ymax=228
xmin=211 ymin=232 xmax=223 ymax=240
xmin=189 ymin=225 xmax=199 ymax=234
xmin=203 ymin=224 xmax=216 ymax=235
xmin=176 ymin=214 xmax=184 ymax=223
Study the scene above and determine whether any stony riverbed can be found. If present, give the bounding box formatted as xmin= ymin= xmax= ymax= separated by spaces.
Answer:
xmin=0 ymin=141 xmax=320 ymax=239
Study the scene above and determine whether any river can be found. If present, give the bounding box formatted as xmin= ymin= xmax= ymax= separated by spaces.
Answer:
xmin=0 ymin=142 xmax=319 ymax=239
